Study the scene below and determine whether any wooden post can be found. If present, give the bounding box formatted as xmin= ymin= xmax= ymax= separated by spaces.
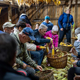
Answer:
xmin=72 ymin=0 xmax=78 ymax=45
xmin=8 ymin=2 xmax=12 ymax=22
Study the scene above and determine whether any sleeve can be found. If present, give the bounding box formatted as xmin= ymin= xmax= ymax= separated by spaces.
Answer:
xmin=71 ymin=15 xmax=74 ymax=25
xmin=76 ymin=60 xmax=80 ymax=67
xmin=43 ymin=32 xmax=50 ymax=38
xmin=58 ymin=14 xmax=63 ymax=29
xmin=35 ymin=38 xmax=50 ymax=45
xmin=10 ymin=33 xmax=24 ymax=66
xmin=24 ymin=44 xmax=37 ymax=68
xmin=16 ymin=42 xmax=24 ymax=66
xmin=54 ymin=35 xmax=58 ymax=47
xmin=77 ymin=52 xmax=80 ymax=58
xmin=26 ymin=42 xmax=36 ymax=51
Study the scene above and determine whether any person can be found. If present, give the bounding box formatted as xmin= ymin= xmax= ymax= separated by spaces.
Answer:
xmin=0 ymin=32 xmax=32 ymax=80
xmin=58 ymin=7 xmax=74 ymax=43
xmin=13 ymin=22 xmax=43 ymax=65
xmin=34 ymin=24 xmax=51 ymax=46
xmin=2 ymin=22 xmax=15 ymax=34
xmin=33 ymin=24 xmax=52 ymax=65
xmin=18 ymin=13 xmax=32 ymax=28
xmin=41 ymin=15 xmax=53 ymax=31
xmin=11 ymin=27 xmax=43 ymax=75
xmin=75 ymin=27 xmax=80 ymax=36
xmin=74 ymin=34 xmax=80 ymax=52
xmin=14 ymin=21 xmax=26 ymax=35
xmin=44 ymin=25 xmax=58 ymax=51
xmin=68 ymin=48 xmax=80 ymax=80
xmin=35 ymin=23 xmax=40 ymax=30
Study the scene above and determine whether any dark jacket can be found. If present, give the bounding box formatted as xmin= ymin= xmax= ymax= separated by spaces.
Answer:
xmin=0 ymin=61 xmax=31 ymax=80
xmin=58 ymin=12 xmax=74 ymax=29
xmin=18 ymin=15 xmax=32 ymax=26
xmin=41 ymin=21 xmax=53 ymax=31
xmin=33 ymin=29 xmax=50 ymax=46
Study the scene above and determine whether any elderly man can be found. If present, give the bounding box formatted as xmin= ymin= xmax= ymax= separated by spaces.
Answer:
xmin=0 ymin=32 xmax=32 ymax=80
xmin=41 ymin=16 xmax=53 ymax=31
xmin=34 ymin=24 xmax=51 ymax=45
xmin=11 ymin=27 xmax=43 ymax=75
xmin=33 ymin=24 xmax=51 ymax=65
xmin=2 ymin=22 xmax=15 ymax=34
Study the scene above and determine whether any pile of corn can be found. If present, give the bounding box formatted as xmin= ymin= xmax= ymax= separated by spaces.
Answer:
xmin=41 ymin=54 xmax=73 ymax=80
xmin=60 ymin=42 xmax=73 ymax=47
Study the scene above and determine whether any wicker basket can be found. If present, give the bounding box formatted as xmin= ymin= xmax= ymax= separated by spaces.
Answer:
xmin=47 ymin=51 xmax=67 ymax=69
xmin=59 ymin=45 xmax=72 ymax=52
xmin=35 ymin=70 xmax=54 ymax=80
xmin=74 ymin=75 xmax=80 ymax=80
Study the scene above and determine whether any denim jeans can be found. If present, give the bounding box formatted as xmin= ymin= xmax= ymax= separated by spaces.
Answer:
xmin=30 ymin=50 xmax=44 ymax=65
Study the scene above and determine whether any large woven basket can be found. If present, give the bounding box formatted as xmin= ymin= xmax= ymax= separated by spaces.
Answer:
xmin=35 ymin=70 xmax=54 ymax=80
xmin=59 ymin=45 xmax=72 ymax=52
xmin=74 ymin=75 xmax=80 ymax=80
xmin=47 ymin=51 xmax=67 ymax=69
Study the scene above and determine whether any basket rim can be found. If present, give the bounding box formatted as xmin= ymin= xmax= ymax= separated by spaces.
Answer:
xmin=47 ymin=51 xmax=67 ymax=59
xmin=59 ymin=44 xmax=73 ymax=47
xmin=39 ymin=70 xmax=53 ymax=79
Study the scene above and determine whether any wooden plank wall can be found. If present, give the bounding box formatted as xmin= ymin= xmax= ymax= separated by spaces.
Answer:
xmin=32 ymin=5 xmax=80 ymax=30
xmin=0 ymin=7 xmax=19 ymax=30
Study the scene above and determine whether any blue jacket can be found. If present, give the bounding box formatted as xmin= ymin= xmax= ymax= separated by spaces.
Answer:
xmin=18 ymin=15 xmax=32 ymax=26
xmin=58 ymin=12 xmax=74 ymax=29
xmin=33 ymin=29 xmax=50 ymax=46
xmin=41 ymin=21 xmax=53 ymax=31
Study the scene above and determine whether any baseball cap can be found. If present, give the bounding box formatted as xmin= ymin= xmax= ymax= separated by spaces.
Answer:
xmin=22 ymin=27 xmax=35 ymax=40
xmin=3 ymin=22 xmax=15 ymax=29
xmin=45 ymin=16 xmax=50 ymax=20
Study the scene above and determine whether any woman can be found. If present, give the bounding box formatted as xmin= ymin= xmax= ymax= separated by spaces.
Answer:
xmin=58 ymin=7 xmax=74 ymax=43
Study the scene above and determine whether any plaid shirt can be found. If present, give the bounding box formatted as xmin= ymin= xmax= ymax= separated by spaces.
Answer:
xmin=11 ymin=33 xmax=37 ymax=68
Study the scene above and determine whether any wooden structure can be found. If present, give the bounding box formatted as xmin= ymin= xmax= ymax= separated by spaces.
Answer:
xmin=0 ymin=0 xmax=80 ymax=30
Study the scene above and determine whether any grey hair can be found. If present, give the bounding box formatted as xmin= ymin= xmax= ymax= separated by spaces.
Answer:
xmin=38 ymin=24 xmax=48 ymax=30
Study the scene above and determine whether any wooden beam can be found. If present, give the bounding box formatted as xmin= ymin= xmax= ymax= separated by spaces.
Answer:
xmin=32 ymin=18 xmax=59 ymax=22
xmin=37 ymin=6 xmax=46 ymax=18
xmin=8 ymin=2 xmax=12 ymax=22
xmin=30 ymin=2 xmax=44 ymax=21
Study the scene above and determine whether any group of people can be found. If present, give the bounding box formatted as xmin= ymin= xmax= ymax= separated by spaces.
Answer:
xmin=0 ymin=6 xmax=78 ymax=80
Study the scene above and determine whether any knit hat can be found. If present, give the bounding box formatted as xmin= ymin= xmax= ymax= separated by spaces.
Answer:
xmin=52 ymin=25 xmax=58 ymax=31
xmin=45 ymin=16 xmax=50 ymax=20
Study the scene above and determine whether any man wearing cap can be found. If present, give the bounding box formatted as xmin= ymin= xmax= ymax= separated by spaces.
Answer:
xmin=58 ymin=7 xmax=74 ymax=43
xmin=41 ymin=15 xmax=53 ymax=31
xmin=2 ymin=22 xmax=15 ymax=34
xmin=11 ymin=27 xmax=43 ymax=76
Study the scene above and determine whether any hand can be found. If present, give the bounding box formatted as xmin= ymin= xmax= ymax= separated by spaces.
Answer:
xmin=50 ymin=38 xmax=53 ymax=43
xmin=23 ymin=63 xmax=27 ymax=69
xmin=60 ymin=28 xmax=63 ymax=31
xmin=73 ymin=60 xmax=78 ymax=67
xmin=55 ymin=47 xmax=58 ymax=50
xmin=70 ymin=48 xmax=78 ymax=56
xmin=36 ymin=65 xmax=43 ymax=71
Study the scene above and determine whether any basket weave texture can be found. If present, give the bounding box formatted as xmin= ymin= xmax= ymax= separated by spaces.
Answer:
xmin=47 ymin=51 xmax=67 ymax=68
xmin=59 ymin=45 xmax=72 ymax=52
xmin=74 ymin=75 xmax=80 ymax=80
xmin=35 ymin=70 xmax=54 ymax=80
